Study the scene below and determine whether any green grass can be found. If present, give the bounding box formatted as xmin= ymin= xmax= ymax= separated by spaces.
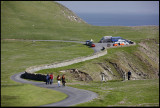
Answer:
xmin=1 ymin=84 xmax=67 ymax=106
xmin=1 ymin=40 xmax=93 ymax=106
xmin=68 ymin=79 xmax=159 ymax=107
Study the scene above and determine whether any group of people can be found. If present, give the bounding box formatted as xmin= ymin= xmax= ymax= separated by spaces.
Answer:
xmin=46 ymin=73 xmax=66 ymax=87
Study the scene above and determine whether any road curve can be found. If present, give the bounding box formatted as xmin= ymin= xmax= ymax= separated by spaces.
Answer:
xmin=3 ymin=39 xmax=108 ymax=53
xmin=9 ymin=39 xmax=104 ymax=106
xmin=10 ymin=72 xmax=98 ymax=106
xmin=9 ymin=39 xmax=135 ymax=106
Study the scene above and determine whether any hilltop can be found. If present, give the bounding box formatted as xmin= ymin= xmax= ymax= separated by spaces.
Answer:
xmin=1 ymin=1 xmax=87 ymax=40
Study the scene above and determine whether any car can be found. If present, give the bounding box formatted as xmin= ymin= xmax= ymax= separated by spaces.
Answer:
xmin=113 ymin=43 xmax=118 ymax=46
xmin=85 ymin=40 xmax=91 ymax=45
xmin=115 ymin=39 xmax=129 ymax=45
xmin=121 ymin=41 xmax=129 ymax=45
xmin=91 ymin=44 xmax=95 ymax=47
xmin=88 ymin=41 xmax=93 ymax=46
xmin=119 ymin=42 xmax=125 ymax=45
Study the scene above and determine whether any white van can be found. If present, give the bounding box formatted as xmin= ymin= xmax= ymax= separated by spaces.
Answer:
xmin=115 ymin=39 xmax=129 ymax=45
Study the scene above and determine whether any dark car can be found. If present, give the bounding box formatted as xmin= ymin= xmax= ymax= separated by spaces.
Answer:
xmin=85 ymin=40 xmax=91 ymax=45
xmin=88 ymin=41 xmax=93 ymax=46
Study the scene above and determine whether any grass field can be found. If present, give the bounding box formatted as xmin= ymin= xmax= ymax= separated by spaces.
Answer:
xmin=69 ymin=79 xmax=159 ymax=107
xmin=1 ymin=84 xmax=67 ymax=107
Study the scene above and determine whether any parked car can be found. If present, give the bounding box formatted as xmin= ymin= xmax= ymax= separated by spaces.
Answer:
xmin=115 ymin=39 xmax=129 ymax=45
xmin=113 ymin=43 xmax=118 ymax=46
xmin=91 ymin=43 xmax=95 ymax=47
xmin=123 ymin=41 xmax=129 ymax=45
xmin=111 ymin=36 xmax=122 ymax=42
xmin=88 ymin=41 xmax=93 ymax=46
xmin=85 ymin=40 xmax=91 ymax=45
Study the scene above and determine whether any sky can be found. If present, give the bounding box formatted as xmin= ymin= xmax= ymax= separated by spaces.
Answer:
xmin=56 ymin=1 xmax=159 ymax=15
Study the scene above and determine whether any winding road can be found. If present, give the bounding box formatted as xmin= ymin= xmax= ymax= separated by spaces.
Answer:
xmin=10 ymin=39 xmax=135 ymax=106
xmin=31 ymin=40 xmax=111 ymax=53
xmin=11 ymin=72 xmax=98 ymax=106
xmin=10 ymin=40 xmax=103 ymax=107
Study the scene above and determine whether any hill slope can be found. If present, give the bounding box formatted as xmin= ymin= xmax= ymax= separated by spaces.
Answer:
xmin=1 ymin=1 xmax=88 ymax=40
xmin=1 ymin=1 xmax=159 ymax=42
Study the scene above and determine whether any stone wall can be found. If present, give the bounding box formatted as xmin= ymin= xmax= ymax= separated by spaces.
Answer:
xmin=21 ymin=50 xmax=107 ymax=81
xmin=25 ymin=51 xmax=107 ymax=73
xmin=20 ymin=72 xmax=46 ymax=82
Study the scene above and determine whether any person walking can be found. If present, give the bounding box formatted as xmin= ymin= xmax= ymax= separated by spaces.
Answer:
xmin=128 ymin=71 xmax=132 ymax=80
xmin=46 ymin=74 xmax=50 ymax=85
xmin=62 ymin=74 xmax=66 ymax=87
xmin=49 ymin=73 xmax=53 ymax=84
xmin=57 ymin=75 xmax=61 ymax=87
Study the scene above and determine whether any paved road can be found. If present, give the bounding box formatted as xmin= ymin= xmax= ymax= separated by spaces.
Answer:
xmin=92 ymin=43 xmax=113 ymax=53
xmin=10 ymin=72 xmax=98 ymax=106
xmin=4 ymin=39 xmax=113 ymax=53
xmin=9 ymin=39 xmax=112 ymax=106
xmin=31 ymin=40 xmax=112 ymax=53
xmin=32 ymin=40 xmax=85 ymax=44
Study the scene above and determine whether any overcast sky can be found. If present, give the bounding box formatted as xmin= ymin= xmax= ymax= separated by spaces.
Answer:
xmin=56 ymin=1 xmax=159 ymax=15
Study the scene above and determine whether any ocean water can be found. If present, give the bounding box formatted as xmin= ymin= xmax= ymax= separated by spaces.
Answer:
xmin=77 ymin=13 xmax=159 ymax=26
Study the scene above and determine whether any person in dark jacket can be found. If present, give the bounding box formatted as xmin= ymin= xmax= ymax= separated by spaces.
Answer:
xmin=128 ymin=71 xmax=132 ymax=80
xmin=62 ymin=74 xmax=66 ymax=87
xmin=46 ymin=74 xmax=50 ymax=85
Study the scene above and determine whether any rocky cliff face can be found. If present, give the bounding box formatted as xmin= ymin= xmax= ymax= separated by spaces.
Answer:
xmin=135 ymin=39 xmax=159 ymax=78
xmin=102 ymin=39 xmax=159 ymax=81
xmin=60 ymin=69 xmax=93 ymax=82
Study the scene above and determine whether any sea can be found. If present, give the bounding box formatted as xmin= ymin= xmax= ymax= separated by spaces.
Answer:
xmin=77 ymin=13 xmax=159 ymax=26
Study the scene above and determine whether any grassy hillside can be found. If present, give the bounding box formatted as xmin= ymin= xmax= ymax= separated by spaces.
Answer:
xmin=1 ymin=1 xmax=159 ymax=42
xmin=1 ymin=1 xmax=159 ymax=107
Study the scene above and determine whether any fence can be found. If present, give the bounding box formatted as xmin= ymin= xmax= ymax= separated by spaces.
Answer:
xmin=25 ymin=50 xmax=107 ymax=73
